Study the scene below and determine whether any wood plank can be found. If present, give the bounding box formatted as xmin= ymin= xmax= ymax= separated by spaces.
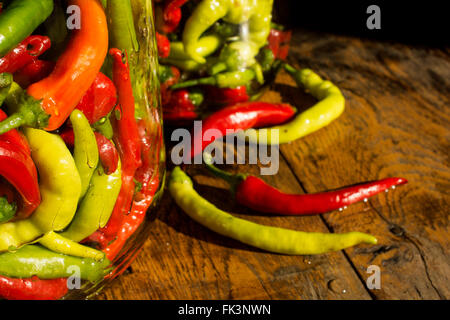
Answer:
xmin=278 ymin=30 xmax=449 ymax=299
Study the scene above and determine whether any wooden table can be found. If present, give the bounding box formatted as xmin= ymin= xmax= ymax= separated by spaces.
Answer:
xmin=99 ymin=29 xmax=449 ymax=300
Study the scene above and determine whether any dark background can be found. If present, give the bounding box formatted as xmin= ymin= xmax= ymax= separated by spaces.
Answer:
xmin=274 ymin=1 xmax=448 ymax=47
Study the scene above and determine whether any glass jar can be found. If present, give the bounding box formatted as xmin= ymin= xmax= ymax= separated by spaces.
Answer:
xmin=154 ymin=0 xmax=291 ymax=125
xmin=0 ymin=0 xmax=164 ymax=300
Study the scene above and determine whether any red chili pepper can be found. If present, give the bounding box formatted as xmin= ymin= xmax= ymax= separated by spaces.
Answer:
xmin=0 ymin=275 xmax=68 ymax=300
xmin=71 ymin=72 xmax=117 ymax=125
xmin=100 ymin=48 xmax=142 ymax=239
xmin=204 ymin=85 xmax=249 ymax=105
xmin=60 ymin=129 xmax=119 ymax=175
xmin=191 ymin=101 xmax=296 ymax=158
xmin=95 ymin=132 xmax=119 ymax=175
xmin=163 ymin=89 xmax=203 ymax=124
xmin=14 ymin=60 xmax=55 ymax=88
xmin=156 ymin=31 xmax=170 ymax=58
xmin=0 ymin=110 xmax=40 ymax=219
xmin=104 ymin=176 xmax=160 ymax=261
xmin=0 ymin=35 xmax=51 ymax=74
xmin=267 ymin=28 xmax=292 ymax=60
xmin=206 ymin=161 xmax=408 ymax=215
xmin=159 ymin=0 xmax=189 ymax=34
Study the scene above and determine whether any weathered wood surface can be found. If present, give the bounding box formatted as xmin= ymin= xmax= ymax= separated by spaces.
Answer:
xmin=99 ymin=29 xmax=450 ymax=300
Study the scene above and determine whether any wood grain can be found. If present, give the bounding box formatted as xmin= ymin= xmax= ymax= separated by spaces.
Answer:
xmin=99 ymin=29 xmax=449 ymax=300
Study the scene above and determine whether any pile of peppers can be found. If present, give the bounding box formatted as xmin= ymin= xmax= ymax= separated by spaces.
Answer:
xmin=157 ymin=1 xmax=408 ymax=257
xmin=0 ymin=0 xmax=162 ymax=300
xmin=155 ymin=0 xmax=292 ymax=123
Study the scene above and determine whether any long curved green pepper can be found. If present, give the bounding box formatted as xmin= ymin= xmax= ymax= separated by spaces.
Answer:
xmin=0 ymin=245 xmax=110 ymax=282
xmin=71 ymin=109 xmax=99 ymax=198
xmin=241 ymin=64 xmax=346 ymax=145
xmin=169 ymin=167 xmax=377 ymax=255
xmin=61 ymin=161 xmax=122 ymax=243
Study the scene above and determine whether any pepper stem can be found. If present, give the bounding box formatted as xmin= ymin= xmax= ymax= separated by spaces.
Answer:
xmin=0 ymin=82 xmax=49 ymax=135
xmin=0 ymin=113 xmax=26 ymax=135
xmin=203 ymin=152 xmax=246 ymax=195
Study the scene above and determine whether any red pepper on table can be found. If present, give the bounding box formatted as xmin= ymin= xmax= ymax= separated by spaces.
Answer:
xmin=0 ymin=35 xmax=51 ymax=74
xmin=205 ymin=159 xmax=408 ymax=215
xmin=0 ymin=109 xmax=40 ymax=220
xmin=0 ymin=275 xmax=68 ymax=300
xmin=73 ymin=72 xmax=117 ymax=125
xmin=13 ymin=59 xmax=55 ymax=88
xmin=191 ymin=101 xmax=297 ymax=159
xmin=267 ymin=28 xmax=292 ymax=60
xmin=204 ymin=85 xmax=249 ymax=105
xmin=60 ymin=129 xmax=119 ymax=175
xmin=100 ymin=48 xmax=142 ymax=239
xmin=156 ymin=31 xmax=170 ymax=58
xmin=163 ymin=88 xmax=203 ymax=124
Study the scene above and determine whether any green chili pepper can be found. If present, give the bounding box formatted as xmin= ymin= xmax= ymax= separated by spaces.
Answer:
xmin=241 ymin=64 xmax=346 ymax=145
xmin=71 ymin=109 xmax=99 ymax=198
xmin=171 ymin=69 xmax=255 ymax=90
xmin=0 ymin=245 xmax=110 ymax=282
xmin=61 ymin=162 xmax=122 ymax=243
xmin=169 ymin=167 xmax=377 ymax=255
xmin=168 ymin=35 xmax=222 ymax=61
xmin=106 ymin=0 xmax=139 ymax=56
xmin=0 ymin=128 xmax=81 ymax=252
xmin=0 ymin=0 xmax=54 ymax=56
xmin=39 ymin=231 xmax=105 ymax=261
xmin=182 ymin=0 xmax=273 ymax=64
